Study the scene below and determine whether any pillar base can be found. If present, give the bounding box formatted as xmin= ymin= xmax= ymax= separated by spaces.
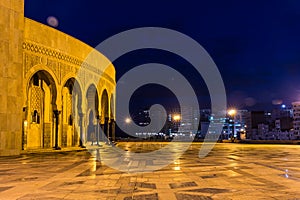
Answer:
xmin=53 ymin=146 xmax=61 ymax=150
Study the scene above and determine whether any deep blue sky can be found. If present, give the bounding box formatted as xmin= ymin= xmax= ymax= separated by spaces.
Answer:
xmin=25 ymin=0 xmax=300 ymax=111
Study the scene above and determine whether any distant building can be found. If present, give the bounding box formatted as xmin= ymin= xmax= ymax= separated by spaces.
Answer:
xmin=198 ymin=109 xmax=248 ymax=140
xmin=207 ymin=112 xmax=226 ymax=140
xmin=200 ymin=109 xmax=211 ymax=122
xmin=199 ymin=121 xmax=210 ymax=138
xmin=272 ymin=106 xmax=293 ymax=131
xmin=134 ymin=106 xmax=200 ymax=139
xmin=256 ymin=124 xmax=269 ymax=140
xmin=133 ymin=108 xmax=168 ymax=137
xmin=180 ymin=106 xmax=200 ymax=135
xmin=272 ymin=106 xmax=293 ymax=120
xmin=243 ymin=104 xmax=295 ymax=140
xmin=135 ymin=109 xmax=150 ymax=127
xmin=246 ymin=111 xmax=265 ymax=129
xmin=292 ymin=102 xmax=300 ymax=139
xmin=278 ymin=117 xmax=293 ymax=131
xmin=245 ymin=111 xmax=266 ymax=139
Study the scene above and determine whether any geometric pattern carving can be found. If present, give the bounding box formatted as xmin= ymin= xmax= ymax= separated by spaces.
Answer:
xmin=30 ymin=86 xmax=42 ymax=113
xmin=62 ymin=125 xmax=68 ymax=147
xmin=23 ymin=41 xmax=115 ymax=85
xmin=47 ymin=59 xmax=59 ymax=83
xmin=67 ymin=94 xmax=72 ymax=125
xmin=43 ymin=123 xmax=51 ymax=148
xmin=24 ymin=52 xmax=41 ymax=75
xmin=60 ymin=63 xmax=74 ymax=80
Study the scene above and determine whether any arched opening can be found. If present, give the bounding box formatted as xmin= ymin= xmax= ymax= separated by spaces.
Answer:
xmin=61 ymin=78 xmax=82 ymax=147
xmin=101 ymin=90 xmax=109 ymax=140
xmin=86 ymin=84 xmax=99 ymax=144
xmin=26 ymin=70 xmax=57 ymax=149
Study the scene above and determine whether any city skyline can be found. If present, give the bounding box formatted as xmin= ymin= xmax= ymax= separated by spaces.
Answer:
xmin=25 ymin=0 xmax=300 ymax=110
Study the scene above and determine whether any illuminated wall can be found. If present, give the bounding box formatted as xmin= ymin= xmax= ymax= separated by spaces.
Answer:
xmin=0 ymin=0 xmax=24 ymax=156
xmin=0 ymin=1 xmax=116 ymax=155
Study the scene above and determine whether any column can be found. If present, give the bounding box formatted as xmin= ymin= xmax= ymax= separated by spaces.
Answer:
xmin=78 ymin=112 xmax=85 ymax=147
xmin=53 ymin=110 xmax=61 ymax=150
xmin=104 ymin=117 xmax=109 ymax=140
xmin=109 ymin=119 xmax=115 ymax=141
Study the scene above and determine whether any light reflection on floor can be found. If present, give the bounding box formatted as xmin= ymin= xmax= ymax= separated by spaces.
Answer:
xmin=0 ymin=143 xmax=300 ymax=199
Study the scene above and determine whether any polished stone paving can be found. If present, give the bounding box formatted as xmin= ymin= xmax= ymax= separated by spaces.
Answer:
xmin=1 ymin=143 xmax=300 ymax=199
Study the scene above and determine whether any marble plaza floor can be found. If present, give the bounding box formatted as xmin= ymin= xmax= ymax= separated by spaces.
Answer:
xmin=1 ymin=143 xmax=300 ymax=200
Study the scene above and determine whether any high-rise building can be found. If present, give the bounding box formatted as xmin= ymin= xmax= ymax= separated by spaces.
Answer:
xmin=257 ymin=124 xmax=269 ymax=140
xmin=222 ymin=110 xmax=247 ymax=140
xmin=245 ymin=111 xmax=265 ymax=139
xmin=292 ymin=102 xmax=300 ymax=139
xmin=271 ymin=106 xmax=293 ymax=132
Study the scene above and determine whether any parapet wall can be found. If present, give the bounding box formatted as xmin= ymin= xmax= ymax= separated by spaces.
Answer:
xmin=23 ymin=18 xmax=116 ymax=91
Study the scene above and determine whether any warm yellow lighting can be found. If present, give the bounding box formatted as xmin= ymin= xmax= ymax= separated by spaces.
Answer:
xmin=173 ymin=114 xmax=181 ymax=121
xmin=125 ymin=118 xmax=131 ymax=124
xmin=174 ymin=160 xmax=180 ymax=165
xmin=228 ymin=109 xmax=237 ymax=116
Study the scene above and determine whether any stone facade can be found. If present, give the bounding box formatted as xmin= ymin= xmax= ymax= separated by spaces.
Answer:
xmin=0 ymin=0 xmax=24 ymax=156
xmin=0 ymin=1 xmax=116 ymax=156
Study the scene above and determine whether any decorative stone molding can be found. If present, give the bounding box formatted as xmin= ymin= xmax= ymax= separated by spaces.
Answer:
xmin=22 ymin=41 xmax=115 ymax=85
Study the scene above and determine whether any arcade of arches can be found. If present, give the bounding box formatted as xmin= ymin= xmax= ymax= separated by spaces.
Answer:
xmin=25 ymin=71 xmax=115 ymax=150
xmin=0 ymin=1 xmax=116 ymax=156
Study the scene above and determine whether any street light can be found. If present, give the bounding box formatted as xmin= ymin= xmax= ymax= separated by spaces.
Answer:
xmin=172 ymin=114 xmax=181 ymax=135
xmin=125 ymin=117 xmax=131 ymax=124
xmin=227 ymin=109 xmax=237 ymax=141
xmin=173 ymin=114 xmax=181 ymax=121
xmin=228 ymin=109 xmax=237 ymax=116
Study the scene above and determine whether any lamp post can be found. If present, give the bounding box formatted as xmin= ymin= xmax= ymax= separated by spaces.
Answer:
xmin=173 ymin=114 xmax=181 ymax=134
xmin=228 ymin=109 xmax=236 ymax=142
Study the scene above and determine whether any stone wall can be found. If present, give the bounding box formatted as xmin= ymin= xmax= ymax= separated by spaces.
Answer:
xmin=0 ymin=0 xmax=24 ymax=156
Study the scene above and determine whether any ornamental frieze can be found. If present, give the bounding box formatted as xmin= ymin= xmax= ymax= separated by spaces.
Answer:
xmin=22 ymin=41 xmax=115 ymax=85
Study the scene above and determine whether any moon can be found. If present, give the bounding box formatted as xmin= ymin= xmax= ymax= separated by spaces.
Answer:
xmin=47 ymin=16 xmax=59 ymax=27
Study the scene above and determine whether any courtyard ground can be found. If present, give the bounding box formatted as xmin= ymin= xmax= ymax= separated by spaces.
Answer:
xmin=0 ymin=143 xmax=300 ymax=199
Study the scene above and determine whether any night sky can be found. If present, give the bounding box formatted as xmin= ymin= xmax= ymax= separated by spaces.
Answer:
xmin=25 ymin=0 xmax=300 ymax=111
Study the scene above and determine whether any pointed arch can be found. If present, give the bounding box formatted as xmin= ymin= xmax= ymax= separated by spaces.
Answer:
xmin=101 ymin=89 xmax=109 ymax=120
xmin=24 ymin=65 xmax=59 ymax=109
xmin=61 ymin=77 xmax=83 ymax=147
xmin=86 ymin=84 xmax=99 ymax=142
xmin=25 ymin=70 xmax=57 ymax=149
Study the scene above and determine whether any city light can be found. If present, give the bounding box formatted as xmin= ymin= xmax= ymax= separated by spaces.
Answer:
xmin=125 ymin=117 xmax=131 ymax=124
xmin=228 ymin=109 xmax=237 ymax=116
xmin=173 ymin=114 xmax=181 ymax=121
